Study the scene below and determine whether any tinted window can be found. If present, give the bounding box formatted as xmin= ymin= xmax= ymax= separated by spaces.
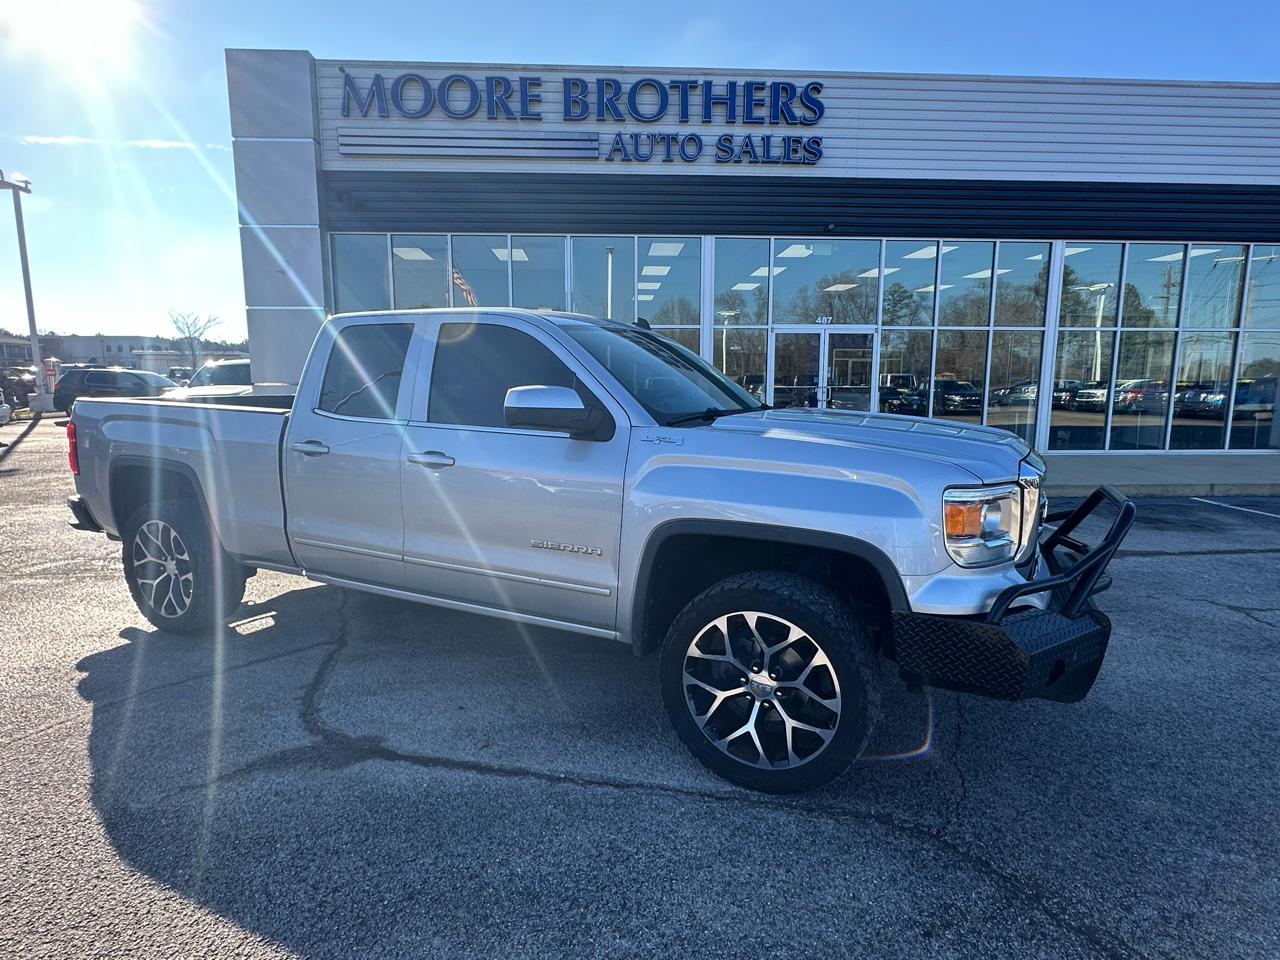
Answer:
xmin=429 ymin=323 xmax=576 ymax=428
xmin=86 ymin=371 xmax=117 ymax=388
xmin=59 ymin=371 xmax=86 ymax=387
xmin=318 ymin=323 xmax=414 ymax=420
xmin=134 ymin=371 xmax=176 ymax=387
xmin=212 ymin=363 xmax=251 ymax=386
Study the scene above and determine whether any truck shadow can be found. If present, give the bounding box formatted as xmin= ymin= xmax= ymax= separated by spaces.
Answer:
xmin=72 ymin=579 xmax=1241 ymax=956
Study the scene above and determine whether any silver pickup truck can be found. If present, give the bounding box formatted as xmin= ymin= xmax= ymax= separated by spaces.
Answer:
xmin=65 ymin=309 xmax=1134 ymax=792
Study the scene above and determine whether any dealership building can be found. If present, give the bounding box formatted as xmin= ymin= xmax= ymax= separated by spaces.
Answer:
xmin=225 ymin=49 xmax=1279 ymax=461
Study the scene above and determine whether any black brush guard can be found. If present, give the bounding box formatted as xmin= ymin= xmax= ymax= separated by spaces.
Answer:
xmin=890 ymin=485 xmax=1136 ymax=703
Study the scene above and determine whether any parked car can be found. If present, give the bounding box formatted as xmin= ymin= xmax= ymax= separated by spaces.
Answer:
xmin=3 ymin=366 xmax=36 ymax=407
xmin=52 ymin=367 xmax=177 ymax=413
xmin=1173 ymin=382 xmax=1228 ymax=419
xmin=167 ymin=366 xmax=193 ymax=384
xmin=932 ymin=378 xmax=983 ymax=414
xmin=162 ymin=358 xmax=252 ymax=400
xmin=1232 ymin=376 xmax=1277 ymax=420
xmin=66 ymin=308 xmax=1134 ymax=794
xmin=1070 ymin=382 xmax=1109 ymax=413
xmin=879 ymin=385 xmax=927 ymax=416
xmin=1113 ymin=379 xmax=1168 ymax=414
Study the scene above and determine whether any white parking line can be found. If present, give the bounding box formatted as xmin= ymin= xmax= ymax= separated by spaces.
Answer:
xmin=1190 ymin=497 xmax=1280 ymax=519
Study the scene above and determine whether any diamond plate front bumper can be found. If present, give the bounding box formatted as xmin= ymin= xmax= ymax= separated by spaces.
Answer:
xmin=889 ymin=485 xmax=1135 ymax=703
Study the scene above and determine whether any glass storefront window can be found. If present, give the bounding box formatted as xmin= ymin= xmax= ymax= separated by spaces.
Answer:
xmin=1229 ymin=332 xmax=1279 ymax=449
xmin=937 ymin=242 xmax=994 ymax=327
xmin=713 ymin=238 xmax=770 ymax=325
xmin=640 ymin=237 xmax=700 ymax=325
xmin=772 ymin=332 xmax=820 ymax=408
xmin=713 ymin=328 xmax=767 ymax=402
xmin=1110 ymin=330 xmax=1175 ymax=449
xmin=986 ymin=330 xmax=1042 ymax=443
xmin=571 ymin=237 xmax=635 ymax=322
xmin=770 ymin=239 xmax=879 ymax=325
xmin=882 ymin=241 xmax=939 ymax=326
xmin=1170 ymin=331 xmax=1236 ymax=449
xmin=333 ymin=234 xmax=390 ymax=313
xmin=1244 ymin=245 xmax=1280 ymax=328
xmin=932 ymin=330 xmax=987 ymax=423
xmin=1183 ymin=245 xmax=1246 ymax=328
xmin=878 ymin=329 xmax=932 ymax=417
xmin=391 ymin=235 xmax=448 ymax=309
xmin=1049 ymin=329 xmax=1115 ymax=450
xmin=512 ymin=236 xmax=566 ymax=310
xmin=451 ymin=235 xmax=511 ymax=307
xmin=1060 ymin=243 xmax=1122 ymax=327
xmin=994 ymin=242 xmax=1051 ymax=326
xmin=1122 ymin=244 xmax=1184 ymax=328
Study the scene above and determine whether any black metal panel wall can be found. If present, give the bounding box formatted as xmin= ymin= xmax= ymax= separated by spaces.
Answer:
xmin=322 ymin=171 xmax=1280 ymax=242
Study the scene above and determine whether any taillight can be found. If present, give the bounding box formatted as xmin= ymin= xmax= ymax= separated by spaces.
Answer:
xmin=67 ymin=420 xmax=79 ymax=475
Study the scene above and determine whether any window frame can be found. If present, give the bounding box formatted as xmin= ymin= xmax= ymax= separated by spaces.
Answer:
xmin=312 ymin=318 xmax=418 ymax=424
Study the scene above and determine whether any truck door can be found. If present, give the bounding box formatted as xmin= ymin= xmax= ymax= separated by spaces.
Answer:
xmin=399 ymin=317 xmax=629 ymax=631
xmin=282 ymin=319 xmax=419 ymax=587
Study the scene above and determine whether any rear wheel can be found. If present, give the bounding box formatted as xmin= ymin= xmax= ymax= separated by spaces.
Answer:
xmin=660 ymin=571 xmax=880 ymax=793
xmin=121 ymin=498 xmax=246 ymax=634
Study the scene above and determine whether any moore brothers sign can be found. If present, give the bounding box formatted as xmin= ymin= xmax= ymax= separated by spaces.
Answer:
xmin=338 ymin=71 xmax=827 ymax=165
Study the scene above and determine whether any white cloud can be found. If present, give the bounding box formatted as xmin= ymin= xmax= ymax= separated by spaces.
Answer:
xmin=126 ymin=139 xmax=196 ymax=149
xmin=22 ymin=135 xmax=97 ymax=145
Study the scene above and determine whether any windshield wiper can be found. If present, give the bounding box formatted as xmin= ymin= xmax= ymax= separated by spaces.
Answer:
xmin=666 ymin=405 xmax=768 ymax=427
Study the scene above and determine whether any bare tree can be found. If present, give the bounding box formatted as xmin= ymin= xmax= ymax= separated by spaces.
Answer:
xmin=168 ymin=311 xmax=221 ymax=374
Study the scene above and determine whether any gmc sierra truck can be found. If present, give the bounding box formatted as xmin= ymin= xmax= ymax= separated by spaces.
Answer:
xmin=65 ymin=309 xmax=1133 ymax=792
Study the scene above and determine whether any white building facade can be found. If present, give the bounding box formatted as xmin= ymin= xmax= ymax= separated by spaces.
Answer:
xmin=226 ymin=50 xmax=1280 ymax=455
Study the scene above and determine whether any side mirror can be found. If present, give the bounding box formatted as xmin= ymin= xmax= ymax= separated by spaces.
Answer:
xmin=504 ymin=385 xmax=612 ymax=440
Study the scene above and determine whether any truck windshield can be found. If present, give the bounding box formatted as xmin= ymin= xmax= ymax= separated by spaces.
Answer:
xmin=189 ymin=362 xmax=250 ymax=387
xmin=559 ymin=322 xmax=761 ymax=425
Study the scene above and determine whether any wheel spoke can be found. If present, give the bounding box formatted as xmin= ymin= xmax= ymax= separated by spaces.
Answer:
xmin=682 ymin=672 xmax=742 ymax=721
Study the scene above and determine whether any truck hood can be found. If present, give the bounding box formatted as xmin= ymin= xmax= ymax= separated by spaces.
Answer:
xmin=704 ymin=408 xmax=1032 ymax=483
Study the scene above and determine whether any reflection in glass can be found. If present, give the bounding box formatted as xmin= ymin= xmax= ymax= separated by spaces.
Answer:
xmin=1229 ymin=332 xmax=1279 ymax=449
xmin=827 ymin=333 xmax=874 ymax=411
xmin=771 ymin=239 xmax=880 ymax=324
xmin=655 ymin=327 xmax=700 ymax=354
xmin=1049 ymin=329 xmax=1115 ymax=450
xmin=512 ymin=236 xmax=566 ymax=310
xmin=932 ymin=330 xmax=987 ymax=423
xmin=1170 ymin=331 xmax=1236 ymax=449
xmin=882 ymin=241 xmax=939 ymax=326
xmin=391 ymin=235 xmax=448 ymax=309
xmin=1244 ymin=245 xmax=1280 ymax=328
xmin=1122 ymin=244 xmax=1184 ymax=328
xmin=1183 ymin=245 xmax=1245 ymax=328
xmin=713 ymin=328 xmax=768 ymax=402
xmin=878 ymin=329 xmax=931 ymax=417
xmin=640 ymin=237 xmax=700 ymax=325
xmin=451 ymin=235 xmax=510 ymax=307
xmin=937 ymin=242 xmax=994 ymax=327
xmin=714 ymin=238 xmax=770 ymax=325
xmin=1059 ymin=243 xmax=1122 ymax=327
xmin=772 ymin=332 xmax=820 ymax=408
xmin=986 ymin=331 xmax=1042 ymax=443
xmin=571 ymin=237 xmax=635 ymax=322
xmin=994 ymin=242 xmax=1050 ymax=326
xmin=332 ymin=234 xmax=390 ymax=313
xmin=1110 ymin=331 xmax=1175 ymax=449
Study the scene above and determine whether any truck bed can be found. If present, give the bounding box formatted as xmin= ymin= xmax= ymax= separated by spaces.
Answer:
xmin=70 ymin=396 xmax=296 ymax=568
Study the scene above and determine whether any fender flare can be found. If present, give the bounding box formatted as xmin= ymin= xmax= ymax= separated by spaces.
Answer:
xmin=108 ymin=455 xmax=215 ymax=535
xmin=629 ymin=518 xmax=910 ymax=654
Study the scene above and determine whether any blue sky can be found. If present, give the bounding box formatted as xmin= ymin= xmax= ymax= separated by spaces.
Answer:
xmin=1 ymin=0 xmax=1277 ymax=343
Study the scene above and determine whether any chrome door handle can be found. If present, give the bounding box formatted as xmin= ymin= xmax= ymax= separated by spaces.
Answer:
xmin=290 ymin=440 xmax=330 ymax=456
xmin=407 ymin=451 xmax=455 ymax=469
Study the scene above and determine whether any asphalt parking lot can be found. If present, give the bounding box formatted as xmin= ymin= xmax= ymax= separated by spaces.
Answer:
xmin=1 ymin=416 xmax=1277 ymax=959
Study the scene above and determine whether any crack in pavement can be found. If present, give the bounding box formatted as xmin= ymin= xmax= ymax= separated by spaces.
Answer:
xmin=144 ymin=590 xmax=1145 ymax=960
xmin=1187 ymin=597 xmax=1280 ymax=627
xmin=1114 ymin=548 xmax=1280 ymax=558
xmin=942 ymin=693 xmax=970 ymax=843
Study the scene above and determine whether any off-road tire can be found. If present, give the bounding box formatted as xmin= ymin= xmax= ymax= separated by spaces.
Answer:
xmin=121 ymin=498 xmax=246 ymax=634
xmin=659 ymin=571 xmax=880 ymax=793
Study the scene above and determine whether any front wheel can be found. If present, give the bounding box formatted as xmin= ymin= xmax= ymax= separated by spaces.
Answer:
xmin=659 ymin=571 xmax=881 ymax=793
xmin=121 ymin=498 xmax=246 ymax=634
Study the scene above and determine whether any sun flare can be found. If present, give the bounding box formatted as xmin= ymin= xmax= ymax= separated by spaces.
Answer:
xmin=0 ymin=0 xmax=144 ymax=78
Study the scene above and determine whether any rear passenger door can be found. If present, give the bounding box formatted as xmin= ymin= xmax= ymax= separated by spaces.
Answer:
xmin=399 ymin=317 xmax=629 ymax=632
xmin=283 ymin=319 xmax=419 ymax=587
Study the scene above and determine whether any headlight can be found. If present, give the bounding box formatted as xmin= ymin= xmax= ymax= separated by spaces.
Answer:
xmin=943 ymin=484 xmax=1020 ymax=567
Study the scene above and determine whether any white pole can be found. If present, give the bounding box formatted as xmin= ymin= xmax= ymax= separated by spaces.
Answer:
xmin=605 ymin=246 xmax=614 ymax=320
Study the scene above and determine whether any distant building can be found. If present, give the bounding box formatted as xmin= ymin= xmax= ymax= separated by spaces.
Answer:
xmin=1 ymin=333 xmax=33 ymax=364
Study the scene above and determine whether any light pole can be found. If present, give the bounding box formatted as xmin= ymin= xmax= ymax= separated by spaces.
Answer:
xmin=0 ymin=170 xmax=53 ymax=414
xmin=1070 ymin=282 xmax=1113 ymax=382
